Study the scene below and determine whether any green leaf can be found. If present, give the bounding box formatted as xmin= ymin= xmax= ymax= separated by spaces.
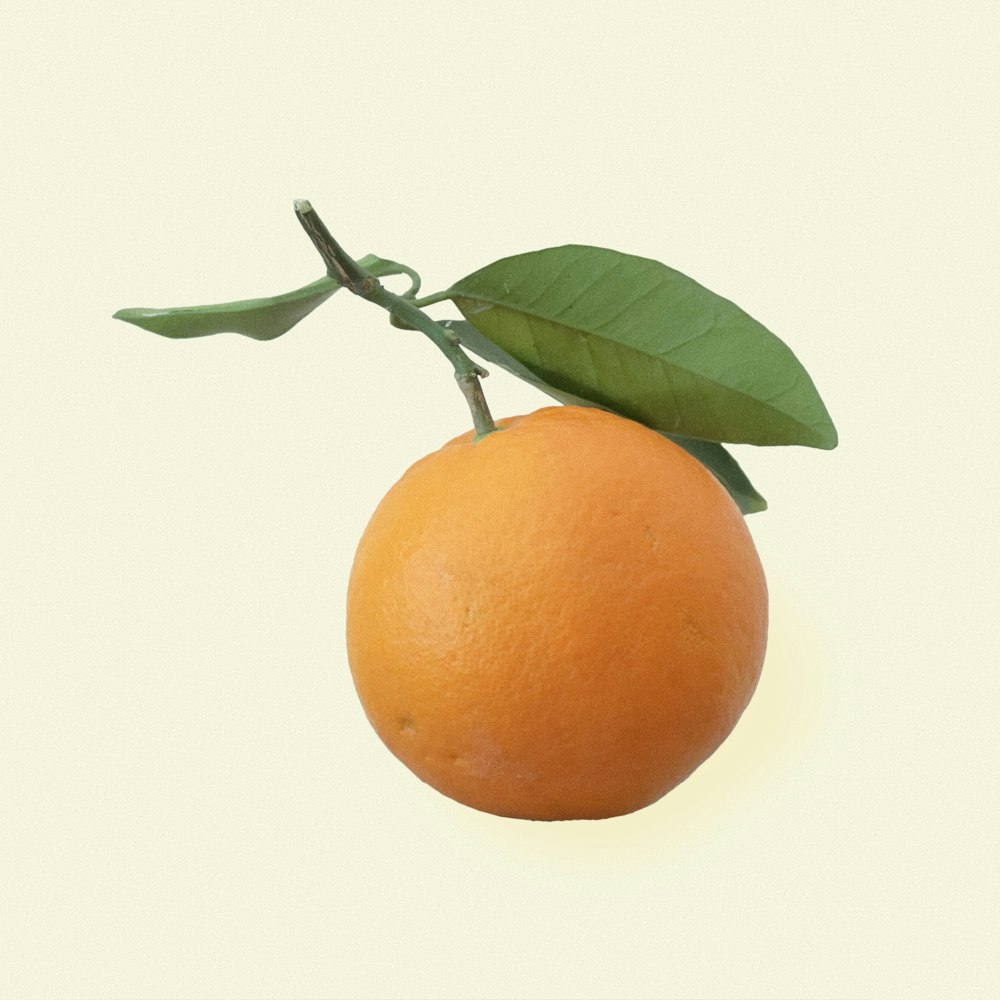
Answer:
xmin=441 ymin=319 xmax=767 ymax=515
xmin=111 ymin=254 xmax=415 ymax=342
xmin=444 ymin=245 xmax=837 ymax=449
xmin=661 ymin=435 xmax=767 ymax=515
xmin=113 ymin=275 xmax=343 ymax=341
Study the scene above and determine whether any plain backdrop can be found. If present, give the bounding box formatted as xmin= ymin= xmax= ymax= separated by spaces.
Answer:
xmin=2 ymin=3 xmax=997 ymax=999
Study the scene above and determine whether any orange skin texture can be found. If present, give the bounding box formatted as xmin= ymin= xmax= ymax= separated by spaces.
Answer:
xmin=346 ymin=406 xmax=768 ymax=820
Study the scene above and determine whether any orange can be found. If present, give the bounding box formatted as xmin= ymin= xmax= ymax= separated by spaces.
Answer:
xmin=346 ymin=406 xmax=768 ymax=820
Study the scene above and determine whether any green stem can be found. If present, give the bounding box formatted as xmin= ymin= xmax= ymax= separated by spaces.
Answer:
xmin=293 ymin=200 xmax=498 ymax=438
xmin=409 ymin=289 xmax=454 ymax=309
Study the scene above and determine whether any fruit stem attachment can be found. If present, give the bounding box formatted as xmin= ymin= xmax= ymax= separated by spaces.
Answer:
xmin=293 ymin=200 xmax=497 ymax=439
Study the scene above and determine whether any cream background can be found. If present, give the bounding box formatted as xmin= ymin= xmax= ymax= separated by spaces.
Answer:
xmin=2 ymin=3 xmax=997 ymax=998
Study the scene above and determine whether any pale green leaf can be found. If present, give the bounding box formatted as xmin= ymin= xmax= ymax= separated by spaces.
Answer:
xmin=113 ymin=276 xmax=342 ymax=341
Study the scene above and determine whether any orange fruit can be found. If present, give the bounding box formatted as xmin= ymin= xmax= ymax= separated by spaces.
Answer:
xmin=346 ymin=406 xmax=768 ymax=820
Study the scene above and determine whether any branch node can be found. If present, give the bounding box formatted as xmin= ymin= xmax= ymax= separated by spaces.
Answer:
xmin=293 ymin=199 xmax=498 ymax=438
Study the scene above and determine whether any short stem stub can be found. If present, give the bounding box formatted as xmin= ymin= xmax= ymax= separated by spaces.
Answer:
xmin=293 ymin=199 xmax=498 ymax=438
xmin=456 ymin=372 xmax=498 ymax=440
xmin=294 ymin=199 xmax=371 ymax=292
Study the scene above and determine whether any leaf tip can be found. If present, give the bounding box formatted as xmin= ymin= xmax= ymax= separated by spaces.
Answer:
xmin=815 ymin=421 xmax=839 ymax=450
xmin=111 ymin=307 xmax=147 ymax=328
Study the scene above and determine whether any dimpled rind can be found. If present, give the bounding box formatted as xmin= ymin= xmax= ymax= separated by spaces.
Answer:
xmin=346 ymin=406 xmax=768 ymax=820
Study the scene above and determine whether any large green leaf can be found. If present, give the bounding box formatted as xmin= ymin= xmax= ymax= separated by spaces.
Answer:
xmin=113 ymin=276 xmax=343 ymax=341
xmin=441 ymin=319 xmax=767 ymax=515
xmin=444 ymin=245 xmax=837 ymax=449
